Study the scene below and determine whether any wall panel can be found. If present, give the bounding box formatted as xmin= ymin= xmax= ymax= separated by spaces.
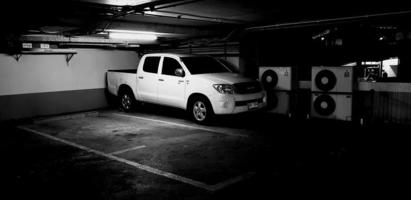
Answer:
xmin=0 ymin=49 xmax=139 ymax=120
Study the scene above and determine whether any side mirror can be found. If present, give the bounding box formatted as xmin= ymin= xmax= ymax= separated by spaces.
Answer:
xmin=175 ymin=68 xmax=185 ymax=77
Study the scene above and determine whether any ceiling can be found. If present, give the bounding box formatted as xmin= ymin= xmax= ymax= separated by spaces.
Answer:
xmin=1 ymin=0 xmax=411 ymax=49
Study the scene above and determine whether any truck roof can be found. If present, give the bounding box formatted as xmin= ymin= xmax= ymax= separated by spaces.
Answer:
xmin=143 ymin=53 xmax=209 ymax=58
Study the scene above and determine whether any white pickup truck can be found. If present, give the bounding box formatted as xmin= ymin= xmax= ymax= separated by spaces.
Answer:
xmin=107 ymin=53 xmax=266 ymax=123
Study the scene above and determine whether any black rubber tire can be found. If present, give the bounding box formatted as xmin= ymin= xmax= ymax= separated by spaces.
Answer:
xmin=188 ymin=96 xmax=214 ymax=124
xmin=313 ymin=94 xmax=336 ymax=116
xmin=315 ymin=69 xmax=337 ymax=92
xmin=119 ymin=90 xmax=136 ymax=112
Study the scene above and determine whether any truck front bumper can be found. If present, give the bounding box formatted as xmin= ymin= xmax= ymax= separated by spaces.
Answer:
xmin=209 ymin=91 xmax=267 ymax=115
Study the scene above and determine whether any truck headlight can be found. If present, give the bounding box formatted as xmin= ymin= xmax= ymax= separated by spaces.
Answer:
xmin=213 ymin=84 xmax=235 ymax=94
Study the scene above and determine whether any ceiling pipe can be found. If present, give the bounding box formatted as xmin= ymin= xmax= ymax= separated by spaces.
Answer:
xmin=103 ymin=20 xmax=227 ymax=37
xmin=135 ymin=0 xmax=243 ymax=25
xmin=246 ymin=10 xmax=411 ymax=31
xmin=141 ymin=10 xmax=246 ymax=24
xmin=19 ymin=34 xmax=158 ymax=45
xmin=101 ymin=0 xmax=188 ymax=32
xmin=107 ymin=0 xmax=241 ymax=29
xmin=59 ymin=42 xmax=119 ymax=48
xmin=153 ymin=0 xmax=204 ymax=10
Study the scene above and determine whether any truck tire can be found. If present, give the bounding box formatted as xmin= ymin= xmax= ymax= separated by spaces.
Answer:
xmin=189 ymin=96 xmax=214 ymax=124
xmin=119 ymin=90 xmax=136 ymax=112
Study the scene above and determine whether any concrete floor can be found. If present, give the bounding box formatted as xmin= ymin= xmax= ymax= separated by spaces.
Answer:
xmin=1 ymin=106 xmax=410 ymax=199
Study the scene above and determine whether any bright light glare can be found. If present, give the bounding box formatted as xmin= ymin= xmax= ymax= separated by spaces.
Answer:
xmin=109 ymin=32 xmax=157 ymax=41
xmin=106 ymin=29 xmax=158 ymax=35
xmin=101 ymin=0 xmax=153 ymax=6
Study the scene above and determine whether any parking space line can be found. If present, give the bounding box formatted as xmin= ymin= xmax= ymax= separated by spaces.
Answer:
xmin=108 ymin=145 xmax=147 ymax=155
xmin=33 ymin=111 xmax=99 ymax=124
xmin=18 ymin=126 xmax=214 ymax=191
xmin=210 ymin=172 xmax=256 ymax=191
xmin=18 ymin=125 xmax=255 ymax=192
xmin=112 ymin=113 xmax=249 ymax=138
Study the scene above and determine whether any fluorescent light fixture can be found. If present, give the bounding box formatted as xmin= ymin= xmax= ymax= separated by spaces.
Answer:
xmin=84 ymin=0 xmax=154 ymax=6
xmin=109 ymin=32 xmax=157 ymax=41
xmin=106 ymin=29 xmax=158 ymax=35
xmin=106 ymin=29 xmax=158 ymax=41
xmin=128 ymin=44 xmax=140 ymax=47
xmin=106 ymin=29 xmax=183 ymax=37
xmin=109 ymin=0 xmax=154 ymax=6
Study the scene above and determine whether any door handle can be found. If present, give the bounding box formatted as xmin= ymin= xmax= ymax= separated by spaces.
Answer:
xmin=138 ymin=76 xmax=144 ymax=79
xmin=158 ymin=79 xmax=164 ymax=81
xmin=178 ymin=80 xmax=184 ymax=83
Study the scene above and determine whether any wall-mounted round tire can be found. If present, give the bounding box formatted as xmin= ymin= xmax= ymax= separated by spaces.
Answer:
xmin=261 ymin=70 xmax=278 ymax=89
xmin=119 ymin=90 xmax=136 ymax=112
xmin=189 ymin=96 xmax=214 ymax=124
xmin=313 ymin=94 xmax=336 ymax=116
xmin=315 ymin=69 xmax=337 ymax=92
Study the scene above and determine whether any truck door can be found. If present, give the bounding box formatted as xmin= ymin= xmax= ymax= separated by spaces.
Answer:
xmin=136 ymin=56 xmax=161 ymax=103
xmin=157 ymin=57 xmax=187 ymax=108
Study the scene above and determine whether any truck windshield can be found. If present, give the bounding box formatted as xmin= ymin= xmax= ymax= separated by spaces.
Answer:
xmin=181 ymin=57 xmax=231 ymax=74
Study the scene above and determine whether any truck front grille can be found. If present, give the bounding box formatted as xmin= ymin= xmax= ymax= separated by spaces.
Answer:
xmin=234 ymin=82 xmax=263 ymax=94
xmin=235 ymin=98 xmax=263 ymax=106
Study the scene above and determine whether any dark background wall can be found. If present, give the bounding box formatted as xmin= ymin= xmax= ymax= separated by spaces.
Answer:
xmin=240 ymin=29 xmax=320 ymax=83
xmin=238 ymin=26 xmax=411 ymax=124
xmin=239 ymin=25 xmax=411 ymax=81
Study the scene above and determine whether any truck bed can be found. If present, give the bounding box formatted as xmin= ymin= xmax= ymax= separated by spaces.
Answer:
xmin=107 ymin=69 xmax=137 ymax=96
xmin=107 ymin=69 xmax=136 ymax=73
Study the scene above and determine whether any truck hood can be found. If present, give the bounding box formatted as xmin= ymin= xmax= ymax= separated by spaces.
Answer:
xmin=192 ymin=72 xmax=254 ymax=84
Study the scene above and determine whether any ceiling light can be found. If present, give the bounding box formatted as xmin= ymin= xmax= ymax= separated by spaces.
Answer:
xmin=106 ymin=29 xmax=158 ymax=35
xmin=99 ymin=0 xmax=154 ymax=6
xmin=109 ymin=32 xmax=157 ymax=41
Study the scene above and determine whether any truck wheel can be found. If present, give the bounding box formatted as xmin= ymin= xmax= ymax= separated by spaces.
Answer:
xmin=119 ymin=91 xmax=136 ymax=112
xmin=189 ymin=96 xmax=214 ymax=124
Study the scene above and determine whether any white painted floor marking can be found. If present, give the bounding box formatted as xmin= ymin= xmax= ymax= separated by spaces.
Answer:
xmin=33 ymin=111 xmax=99 ymax=124
xmin=18 ymin=125 xmax=254 ymax=192
xmin=209 ymin=172 xmax=256 ymax=191
xmin=112 ymin=113 xmax=248 ymax=138
xmin=108 ymin=145 xmax=147 ymax=155
xmin=18 ymin=126 xmax=213 ymax=191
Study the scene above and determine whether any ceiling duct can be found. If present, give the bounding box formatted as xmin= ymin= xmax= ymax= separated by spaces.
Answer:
xmin=20 ymin=34 xmax=157 ymax=45
xmin=246 ymin=10 xmax=411 ymax=31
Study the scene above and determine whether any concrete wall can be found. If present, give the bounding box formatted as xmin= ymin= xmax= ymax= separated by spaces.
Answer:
xmin=0 ymin=48 xmax=139 ymax=121
xmin=217 ymin=56 xmax=240 ymax=73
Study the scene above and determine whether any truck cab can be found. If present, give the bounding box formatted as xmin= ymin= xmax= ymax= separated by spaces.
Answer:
xmin=107 ymin=53 xmax=267 ymax=124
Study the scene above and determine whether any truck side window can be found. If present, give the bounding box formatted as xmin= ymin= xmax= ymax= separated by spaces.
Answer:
xmin=162 ymin=57 xmax=183 ymax=76
xmin=143 ymin=57 xmax=160 ymax=73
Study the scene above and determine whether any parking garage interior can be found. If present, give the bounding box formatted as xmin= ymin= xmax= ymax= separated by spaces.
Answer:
xmin=1 ymin=0 xmax=411 ymax=199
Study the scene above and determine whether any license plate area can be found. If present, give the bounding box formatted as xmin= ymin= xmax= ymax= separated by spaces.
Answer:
xmin=248 ymin=102 xmax=259 ymax=110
